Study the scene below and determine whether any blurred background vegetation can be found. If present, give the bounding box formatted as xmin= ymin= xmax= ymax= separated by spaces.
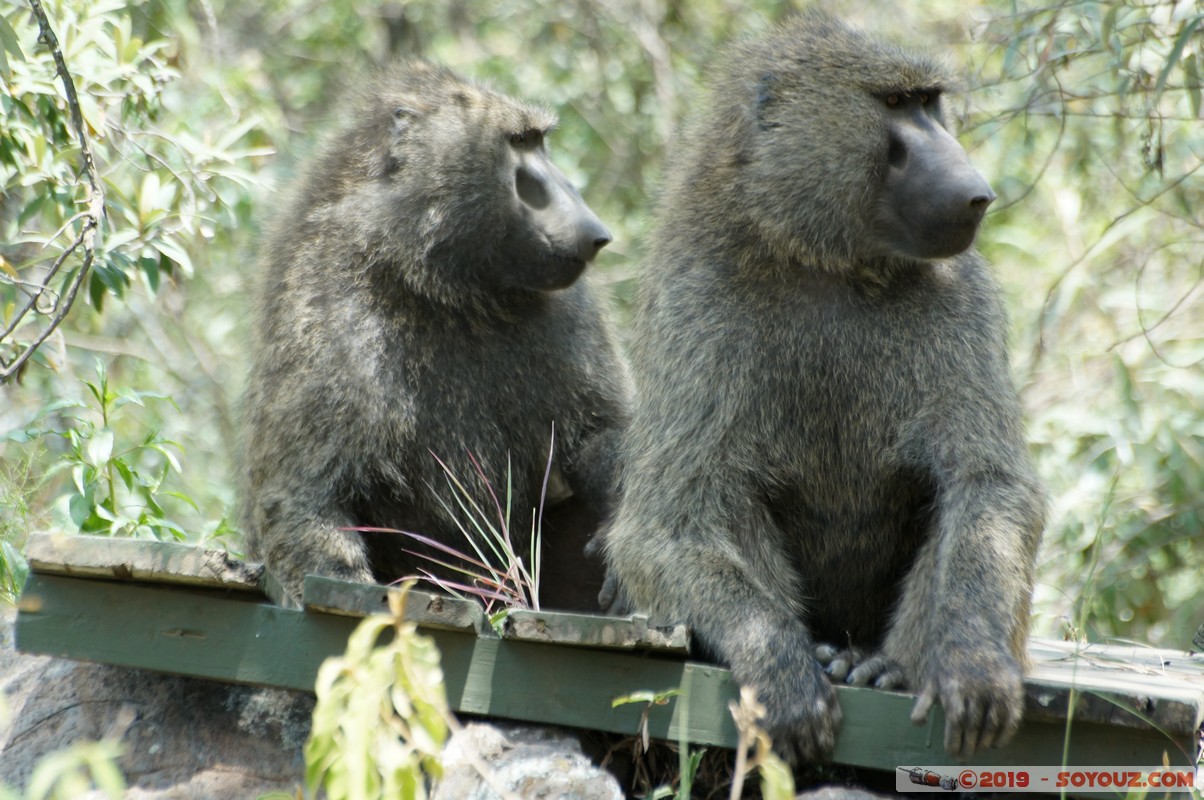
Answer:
xmin=0 ymin=0 xmax=1200 ymax=649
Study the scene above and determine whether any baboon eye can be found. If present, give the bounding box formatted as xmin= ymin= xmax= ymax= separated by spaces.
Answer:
xmin=885 ymin=94 xmax=900 ymax=108
xmin=918 ymin=92 xmax=930 ymax=105
xmin=509 ymin=129 xmax=543 ymax=148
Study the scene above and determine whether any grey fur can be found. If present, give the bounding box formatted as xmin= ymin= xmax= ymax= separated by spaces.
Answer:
xmin=604 ymin=15 xmax=1044 ymax=763
xmin=240 ymin=61 xmax=630 ymax=610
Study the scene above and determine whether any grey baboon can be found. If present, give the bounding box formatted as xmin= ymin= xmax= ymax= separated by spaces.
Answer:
xmin=241 ymin=61 xmax=629 ymax=610
xmin=604 ymin=14 xmax=1045 ymax=763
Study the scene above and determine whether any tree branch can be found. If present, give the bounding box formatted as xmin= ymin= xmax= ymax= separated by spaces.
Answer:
xmin=0 ymin=0 xmax=106 ymax=382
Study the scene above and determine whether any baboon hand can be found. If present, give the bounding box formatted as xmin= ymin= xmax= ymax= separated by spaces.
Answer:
xmin=910 ymin=647 xmax=1024 ymax=760
xmin=584 ymin=533 xmax=629 ymax=614
xmin=596 ymin=568 xmax=630 ymax=615
xmin=814 ymin=644 xmax=907 ymax=689
xmin=753 ymin=654 xmax=843 ymax=764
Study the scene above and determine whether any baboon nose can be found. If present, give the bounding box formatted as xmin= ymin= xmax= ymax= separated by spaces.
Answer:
xmin=580 ymin=221 xmax=613 ymax=261
xmin=967 ymin=186 xmax=996 ymax=223
xmin=970 ymin=189 xmax=996 ymax=211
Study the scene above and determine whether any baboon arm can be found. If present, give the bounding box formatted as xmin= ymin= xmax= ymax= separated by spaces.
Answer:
xmin=932 ymin=470 xmax=1043 ymax=648
xmin=608 ymin=461 xmax=808 ymax=627
xmin=905 ymin=368 xmax=1044 ymax=650
xmin=608 ymin=509 xmax=842 ymax=762
xmin=884 ymin=466 xmax=1040 ymax=662
xmin=884 ymin=468 xmax=1043 ymax=759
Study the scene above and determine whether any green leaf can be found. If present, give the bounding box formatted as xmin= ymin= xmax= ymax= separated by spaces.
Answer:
xmin=161 ymin=490 xmax=199 ymax=511
xmin=92 ymin=260 xmax=131 ymax=300
xmin=2 ymin=540 xmax=30 ymax=596
xmin=1151 ymin=17 xmax=1202 ymax=105
xmin=1185 ymin=53 xmax=1200 ymax=121
xmin=85 ymin=743 xmax=127 ymax=796
xmin=113 ymin=459 xmax=135 ymax=490
xmin=148 ymin=442 xmax=183 ymax=474
xmin=69 ymin=491 xmax=94 ymax=529
xmin=151 ymin=238 xmax=193 ymax=276
xmin=0 ymin=16 xmax=23 ymax=81
xmin=140 ymin=254 xmax=161 ymax=292
xmin=87 ymin=428 xmax=115 ymax=465
xmin=759 ymin=751 xmax=797 ymax=800
xmin=88 ymin=270 xmax=107 ymax=312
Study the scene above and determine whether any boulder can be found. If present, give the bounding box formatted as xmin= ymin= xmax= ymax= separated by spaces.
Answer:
xmin=434 ymin=722 xmax=623 ymax=800
xmin=0 ymin=608 xmax=310 ymax=798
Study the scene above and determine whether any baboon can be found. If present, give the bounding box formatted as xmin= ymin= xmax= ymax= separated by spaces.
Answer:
xmin=241 ymin=61 xmax=629 ymax=610
xmin=604 ymin=15 xmax=1045 ymax=763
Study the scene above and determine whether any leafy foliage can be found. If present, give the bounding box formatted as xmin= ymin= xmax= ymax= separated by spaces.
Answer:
xmin=0 ymin=444 xmax=35 ymax=602
xmin=960 ymin=0 xmax=1203 ymax=644
xmin=29 ymin=359 xmax=195 ymax=540
xmin=16 ymin=742 xmax=125 ymax=800
xmin=305 ymin=584 xmax=450 ymax=800
xmin=0 ymin=0 xmax=269 ymax=358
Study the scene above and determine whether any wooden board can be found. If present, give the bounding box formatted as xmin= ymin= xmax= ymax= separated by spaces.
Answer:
xmin=15 ymin=572 xmax=1199 ymax=773
xmin=1026 ymin=657 xmax=1204 ymax=736
xmin=303 ymin=575 xmax=490 ymax=635
xmin=503 ymin=608 xmax=690 ymax=654
xmin=302 ymin=573 xmax=691 ymax=654
xmin=23 ymin=532 xmax=262 ymax=591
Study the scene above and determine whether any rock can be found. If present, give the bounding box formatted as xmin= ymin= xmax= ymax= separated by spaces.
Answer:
xmin=0 ymin=606 xmax=310 ymax=799
xmin=3 ymin=606 xmax=625 ymax=800
xmin=797 ymin=787 xmax=892 ymax=800
xmin=433 ymin=722 xmax=623 ymax=800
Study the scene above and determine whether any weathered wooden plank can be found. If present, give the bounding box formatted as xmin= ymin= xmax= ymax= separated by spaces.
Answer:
xmin=1025 ymin=636 xmax=1204 ymax=669
xmin=1026 ymin=670 xmax=1204 ymax=736
xmin=14 ymin=573 xmax=1196 ymax=773
xmin=24 ymin=532 xmax=263 ymax=592
xmin=503 ymin=608 xmax=690 ymax=654
xmin=302 ymin=575 xmax=490 ymax=635
xmin=1025 ymin=638 xmax=1204 ymax=736
xmin=302 ymin=575 xmax=691 ymax=653
xmin=1030 ymin=637 xmax=1204 ymax=680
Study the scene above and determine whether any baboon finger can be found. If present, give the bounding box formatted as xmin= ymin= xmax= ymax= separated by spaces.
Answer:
xmin=826 ymin=655 xmax=854 ymax=682
xmin=982 ymin=695 xmax=1020 ymax=750
xmin=910 ymin=684 xmax=937 ymax=725
xmin=847 ymin=655 xmax=904 ymax=688
xmin=872 ymin=666 xmax=907 ymax=690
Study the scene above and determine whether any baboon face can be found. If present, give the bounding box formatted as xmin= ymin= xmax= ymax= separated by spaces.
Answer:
xmin=500 ymin=127 xmax=613 ymax=290
xmin=737 ymin=22 xmax=993 ymax=267
xmin=871 ymin=91 xmax=995 ymax=260
xmin=348 ymin=64 xmax=610 ymax=296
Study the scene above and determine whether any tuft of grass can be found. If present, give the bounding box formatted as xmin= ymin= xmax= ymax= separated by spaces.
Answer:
xmin=355 ymin=426 xmax=558 ymax=629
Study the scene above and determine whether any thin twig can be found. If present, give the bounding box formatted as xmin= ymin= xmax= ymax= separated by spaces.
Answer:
xmin=0 ymin=0 xmax=106 ymax=382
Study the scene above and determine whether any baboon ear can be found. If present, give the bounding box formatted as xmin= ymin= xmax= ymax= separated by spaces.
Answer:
xmin=755 ymin=73 xmax=781 ymax=131
xmin=368 ymin=106 xmax=420 ymax=178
